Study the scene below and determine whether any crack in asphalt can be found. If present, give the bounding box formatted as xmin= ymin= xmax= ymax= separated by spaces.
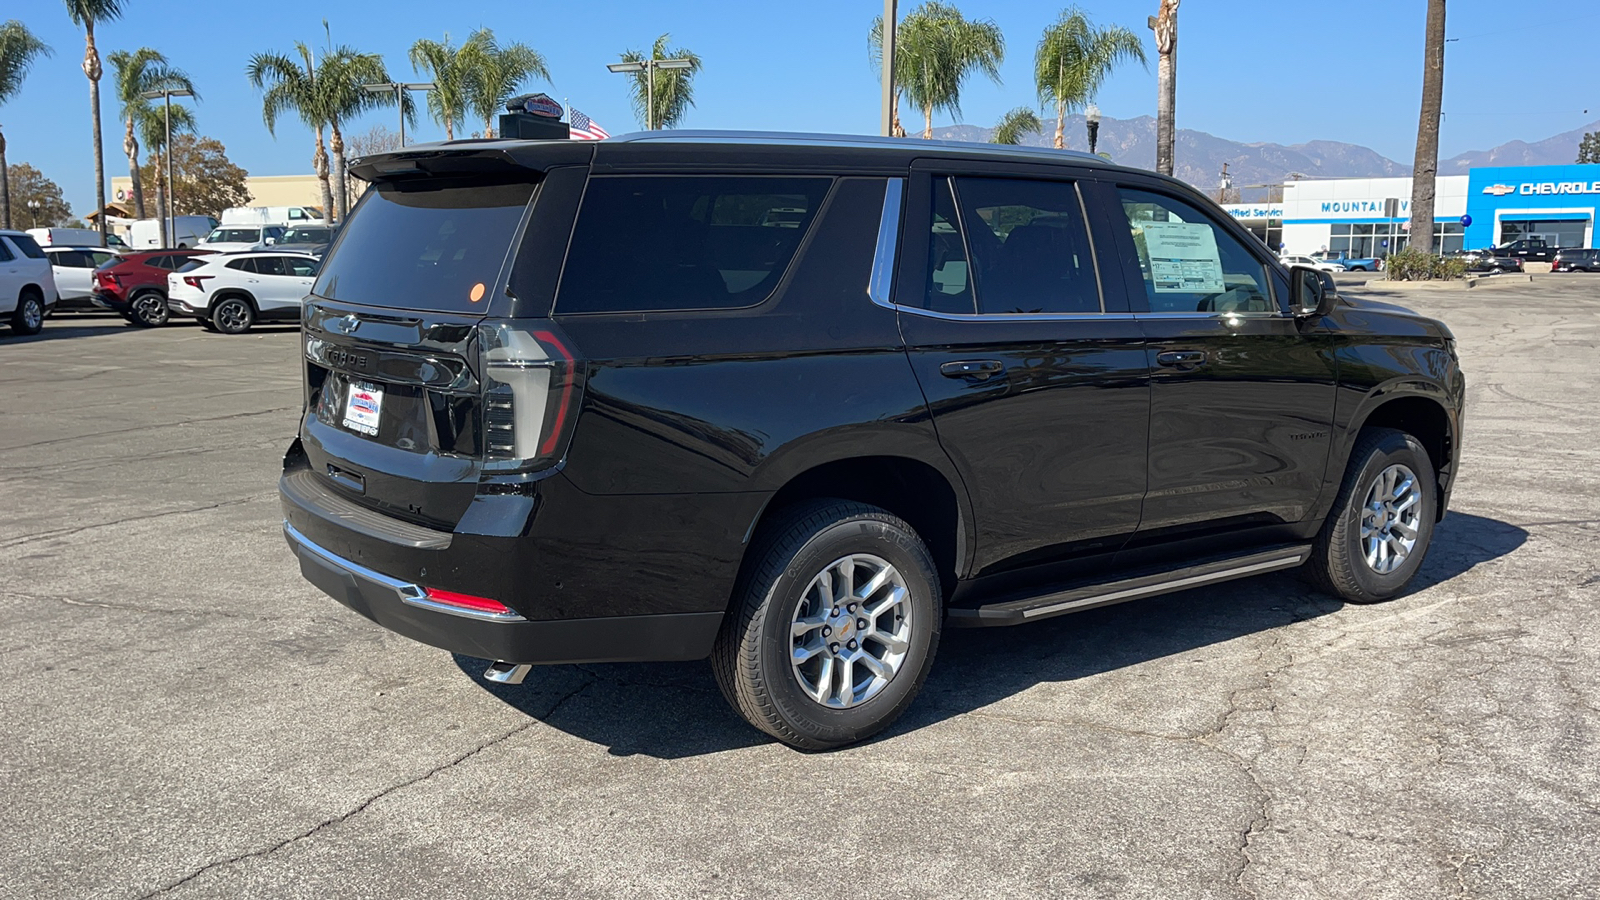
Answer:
xmin=0 ymin=495 xmax=272 ymax=550
xmin=135 ymin=679 xmax=595 ymax=899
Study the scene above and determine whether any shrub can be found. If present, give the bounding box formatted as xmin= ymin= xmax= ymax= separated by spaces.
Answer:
xmin=1385 ymin=247 xmax=1468 ymax=281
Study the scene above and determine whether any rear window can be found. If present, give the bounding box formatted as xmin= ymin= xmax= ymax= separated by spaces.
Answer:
xmin=175 ymin=259 xmax=206 ymax=273
xmin=313 ymin=179 xmax=535 ymax=313
xmin=9 ymin=234 xmax=46 ymax=259
xmin=555 ymin=175 xmax=831 ymax=314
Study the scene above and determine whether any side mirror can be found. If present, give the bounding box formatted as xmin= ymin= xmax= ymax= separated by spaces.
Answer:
xmin=1290 ymin=265 xmax=1338 ymax=318
xmin=265 ymin=237 xmax=277 ymax=246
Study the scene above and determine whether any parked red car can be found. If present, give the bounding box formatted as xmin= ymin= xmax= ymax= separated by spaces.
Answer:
xmin=91 ymin=249 xmax=211 ymax=326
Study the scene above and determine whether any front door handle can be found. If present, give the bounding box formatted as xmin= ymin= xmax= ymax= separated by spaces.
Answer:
xmin=1156 ymin=350 xmax=1207 ymax=367
xmin=940 ymin=359 xmax=1005 ymax=381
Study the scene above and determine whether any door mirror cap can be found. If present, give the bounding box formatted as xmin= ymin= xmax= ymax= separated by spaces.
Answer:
xmin=1291 ymin=265 xmax=1338 ymax=318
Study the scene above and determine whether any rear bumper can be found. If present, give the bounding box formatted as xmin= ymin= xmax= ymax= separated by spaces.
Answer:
xmin=283 ymin=520 xmax=723 ymax=665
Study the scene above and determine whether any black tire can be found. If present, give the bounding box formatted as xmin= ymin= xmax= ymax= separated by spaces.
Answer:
xmin=1307 ymin=427 xmax=1438 ymax=604
xmin=199 ymin=317 xmax=220 ymax=332
xmin=128 ymin=291 xmax=169 ymax=327
xmin=713 ymin=500 xmax=943 ymax=750
xmin=210 ymin=297 xmax=255 ymax=334
xmin=9 ymin=290 xmax=44 ymax=336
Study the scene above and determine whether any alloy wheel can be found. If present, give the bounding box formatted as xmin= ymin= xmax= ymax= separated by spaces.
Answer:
xmin=1359 ymin=463 xmax=1422 ymax=575
xmin=133 ymin=294 xmax=168 ymax=326
xmin=215 ymin=300 xmax=250 ymax=333
xmin=21 ymin=298 xmax=43 ymax=332
xmin=789 ymin=554 xmax=914 ymax=708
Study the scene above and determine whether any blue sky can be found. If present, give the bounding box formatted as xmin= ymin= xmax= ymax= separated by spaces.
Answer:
xmin=4 ymin=0 xmax=1598 ymax=215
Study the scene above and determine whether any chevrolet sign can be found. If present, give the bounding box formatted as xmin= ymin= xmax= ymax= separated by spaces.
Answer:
xmin=1483 ymin=181 xmax=1600 ymax=197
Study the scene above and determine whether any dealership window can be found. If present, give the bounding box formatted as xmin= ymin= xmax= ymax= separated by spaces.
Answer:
xmin=1498 ymin=219 xmax=1587 ymax=249
xmin=1330 ymin=221 xmax=1462 ymax=256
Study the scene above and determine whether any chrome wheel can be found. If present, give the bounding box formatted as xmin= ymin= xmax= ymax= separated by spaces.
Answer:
xmin=1360 ymin=463 xmax=1422 ymax=575
xmin=789 ymin=553 xmax=913 ymax=708
xmin=132 ymin=293 xmax=167 ymax=326
xmin=21 ymin=298 xmax=43 ymax=331
xmin=214 ymin=299 xmax=250 ymax=333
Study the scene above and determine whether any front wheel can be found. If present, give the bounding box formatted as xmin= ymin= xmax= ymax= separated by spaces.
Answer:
xmin=713 ymin=500 xmax=942 ymax=750
xmin=129 ymin=292 xmax=169 ymax=327
xmin=9 ymin=292 xmax=45 ymax=335
xmin=211 ymin=297 xmax=255 ymax=334
xmin=1307 ymin=428 xmax=1438 ymax=603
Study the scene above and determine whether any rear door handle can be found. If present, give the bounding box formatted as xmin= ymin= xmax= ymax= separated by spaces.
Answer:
xmin=940 ymin=359 xmax=1005 ymax=380
xmin=1156 ymin=350 xmax=1207 ymax=367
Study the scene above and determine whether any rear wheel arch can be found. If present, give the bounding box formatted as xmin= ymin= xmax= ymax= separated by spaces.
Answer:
xmin=740 ymin=456 xmax=969 ymax=607
xmin=211 ymin=289 xmax=258 ymax=312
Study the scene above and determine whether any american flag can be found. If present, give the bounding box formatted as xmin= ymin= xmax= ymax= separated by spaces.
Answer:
xmin=569 ymin=107 xmax=611 ymax=141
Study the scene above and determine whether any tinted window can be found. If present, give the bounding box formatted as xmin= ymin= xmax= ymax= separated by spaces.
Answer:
xmin=253 ymin=256 xmax=289 ymax=276
xmin=174 ymin=259 xmax=207 ymax=273
xmin=555 ymin=176 xmax=831 ymax=314
xmin=51 ymin=250 xmax=88 ymax=268
xmin=954 ymin=177 xmax=1099 ymax=315
xmin=1118 ymin=188 xmax=1274 ymax=314
xmin=921 ymin=177 xmax=974 ymax=314
xmin=0 ymin=241 xmax=13 ymax=262
xmin=207 ymin=228 xmax=261 ymax=243
xmin=315 ymin=179 xmax=535 ymax=313
xmin=285 ymin=257 xmax=320 ymax=277
xmin=281 ymin=227 xmax=330 ymax=244
xmin=9 ymin=234 xmax=45 ymax=259
xmin=90 ymin=251 xmax=118 ymax=268
xmin=226 ymin=258 xmax=257 ymax=273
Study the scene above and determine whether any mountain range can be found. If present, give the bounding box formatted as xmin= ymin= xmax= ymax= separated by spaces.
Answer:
xmin=930 ymin=116 xmax=1600 ymax=197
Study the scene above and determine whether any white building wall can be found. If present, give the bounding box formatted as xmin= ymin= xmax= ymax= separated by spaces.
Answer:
xmin=1276 ymin=176 xmax=1471 ymax=255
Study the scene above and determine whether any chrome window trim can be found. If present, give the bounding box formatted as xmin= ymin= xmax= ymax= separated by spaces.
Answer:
xmin=899 ymin=307 xmax=1137 ymax=323
xmin=868 ymin=178 xmax=904 ymax=309
xmin=284 ymin=521 xmax=528 ymax=623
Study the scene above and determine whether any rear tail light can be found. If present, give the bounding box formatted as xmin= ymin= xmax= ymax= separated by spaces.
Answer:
xmin=183 ymin=275 xmax=212 ymax=289
xmin=478 ymin=320 xmax=584 ymax=472
xmin=96 ymin=271 xmax=121 ymax=288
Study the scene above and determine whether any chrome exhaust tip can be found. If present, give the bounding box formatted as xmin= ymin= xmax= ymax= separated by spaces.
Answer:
xmin=483 ymin=661 xmax=532 ymax=685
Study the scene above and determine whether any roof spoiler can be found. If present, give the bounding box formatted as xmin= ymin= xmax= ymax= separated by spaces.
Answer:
xmin=346 ymin=142 xmax=593 ymax=183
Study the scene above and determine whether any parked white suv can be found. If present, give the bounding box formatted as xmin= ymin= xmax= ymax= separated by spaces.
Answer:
xmin=166 ymin=251 xmax=319 ymax=334
xmin=197 ymin=225 xmax=287 ymax=253
xmin=1 ymin=230 xmax=59 ymax=336
xmin=1279 ymin=254 xmax=1347 ymax=273
xmin=43 ymin=245 xmax=121 ymax=311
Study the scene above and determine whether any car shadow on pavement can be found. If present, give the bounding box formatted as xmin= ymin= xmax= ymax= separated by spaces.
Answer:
xmin=6 ymin=322 xmax=133 ymax=342
xmin=456 ymin=512 xmax=1527 ymax=758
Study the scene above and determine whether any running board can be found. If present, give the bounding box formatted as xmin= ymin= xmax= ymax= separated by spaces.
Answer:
xmin=948 ymin=544 xmax=1313 ymax=628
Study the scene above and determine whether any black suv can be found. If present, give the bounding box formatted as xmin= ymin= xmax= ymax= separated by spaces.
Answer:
xmin=1552 ymin=248 xmax=1599 ymax=272
xmin=280 ymin=133 xmax=1464 ymax=749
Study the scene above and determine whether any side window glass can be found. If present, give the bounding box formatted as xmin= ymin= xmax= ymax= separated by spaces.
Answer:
xmin=922 ymin=176 xmax=974 ymax=314
xmin=1118 ymin=188 xmax=1274 ymax=314
xmin=287 ymin=257 xmax=319 ymax=277
xmin=954 ymin=177 xmax=1100 ymax=314
xmin=226 ymin=258 xmax=256 ymax=273
xmin=0 ymin=240 xmax=15 ymax=262
xmin=255 ymin=257 xmax=289 ymax=276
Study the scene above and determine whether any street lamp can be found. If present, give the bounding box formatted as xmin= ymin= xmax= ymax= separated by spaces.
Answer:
xmin=26 ymin=199 xmax=41 ymax=229
xmin=140 ymin=87 xmax=194 ymax=249
xmin=606 ymin=58 xmax=694 ymax=131
xmin=363 ymin=82 xmax=434 ymax=147
xmin=1085 ymin=102 xmax=1101 ymax=155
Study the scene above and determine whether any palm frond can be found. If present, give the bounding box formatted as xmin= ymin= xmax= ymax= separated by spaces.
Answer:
xmin=0 ymin=20 xmax=52 ymax=103
xmin=992 ymin=107 xmax=1042 ymax=145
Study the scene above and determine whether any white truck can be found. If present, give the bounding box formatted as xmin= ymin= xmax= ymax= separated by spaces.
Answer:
xmin=130 ymin=216 xmax=217 ymax=249
xmin=220 ymin=206 xmax=326 ymax=227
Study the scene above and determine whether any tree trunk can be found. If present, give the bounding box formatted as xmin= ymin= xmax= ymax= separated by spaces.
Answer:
xmin=1152 ymin=0 xmax=1180 ymax=177
xmin=1409 ymin=0 xmax=1447 ymax=255
xmin=922 ymin=104 xmax=933 ymax=140
xmin=0 ymin=129 xmax=10 ymax=230
xmin=84 ymin=22 xmax=108 ymax=246
xmin=1054 ymin=100 xmax=1067 ymax=150
xmin=313 ymin=128 xmax=333 ymax=224
xmin=124 ymin=118 xmax=146 ymax=219
xmin=890 ymin=91 xmax=905 ymax=138
xmin=445 ymin=117 xmax=454 ymax=141
xmin=151 ymin=150 xmax=166 ymax=243
xmin=485 ymin=115 xmax=495 ymax=140
xmin=329 ymin=120 xmax=348 ymax=223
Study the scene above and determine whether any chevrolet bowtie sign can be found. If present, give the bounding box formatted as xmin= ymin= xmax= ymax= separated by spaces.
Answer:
xmin=1483 ymin=181 xmax=1600 ymax=197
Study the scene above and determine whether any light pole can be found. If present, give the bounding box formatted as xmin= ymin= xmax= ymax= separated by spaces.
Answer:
xmin=882 ymin=0 xmax=897 ymax=137
xmin=606 ymin=58 xmax=694 ymax=131
xmin=26 ymin=199 xmax=41 ymax=229
xmin=363 ymin=82 xmax=434 ymax=147
xmin=1085 ymin=102 xmax=1101 ymax=155
xmin=140 ymin=87 xmax=194 ymax=248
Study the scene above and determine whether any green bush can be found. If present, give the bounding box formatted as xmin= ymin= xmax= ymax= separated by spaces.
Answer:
xmin=1385 ymin=247 xmax=1468 ymax=281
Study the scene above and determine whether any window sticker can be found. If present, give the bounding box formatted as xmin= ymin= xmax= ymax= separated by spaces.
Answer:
xmin=1137 ymin=222 xmax=1226 ymax=294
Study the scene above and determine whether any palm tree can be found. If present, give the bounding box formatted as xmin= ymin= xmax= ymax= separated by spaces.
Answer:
xmin=872 ymin=2 xmax=1004 ymax=140
xmin=0 ymin=20 xmax=52 ymax=229
xmin=616 ymin=34 xmax=702 ymax=131
xmin=462 ymin=29 xmax=550 ymax=138
xmin=410 ymin=34 xmax=470 ymax=140
xmin=109 ymin=48 xmax=195 ymax=219
xmin=1409 ymin=0 xmax=1446 ymax=255
xmin=248 ymin=44 xmax=333 ymax=221
xmin=991 ymin=107 xmax=1041 ymax=145
xmin=1150 ymin=0 xmax=1179 ymax=176
xmin=866 ymin=17 xmax=906 ymax=136
xmin=65 ymin=0 xmax=126 ymax=245
xmin=317 ymin=46 xmax=394 ymax=222
xmin=1035 ymin=8 xmax=1145 ymax=150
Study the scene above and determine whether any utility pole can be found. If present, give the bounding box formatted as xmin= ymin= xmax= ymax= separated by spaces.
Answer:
xmin=882 ymin=0 xmax=897 ymax=137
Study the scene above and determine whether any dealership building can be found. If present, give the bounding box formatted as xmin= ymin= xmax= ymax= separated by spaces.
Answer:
xmin=1224 ymin=164 xmax=1600 ymax=257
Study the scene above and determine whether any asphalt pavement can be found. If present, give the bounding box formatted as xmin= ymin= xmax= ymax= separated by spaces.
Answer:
xmin=1 ymin=277 xmax=1596 ymax=899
